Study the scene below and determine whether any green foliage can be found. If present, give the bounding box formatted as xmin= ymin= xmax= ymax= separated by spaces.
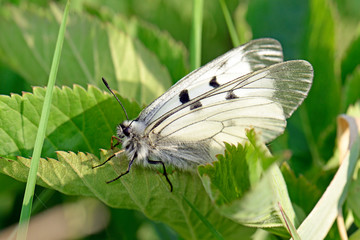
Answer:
xmin=199 ymin=131 xmax=295 ymax=237
xmin=0 ymin=85 xmax=141 ymax=159
xmin=198 ymin=130 xmax=278 ymax=206
xmin=0 ymin=4 xmax=175 ymax=105
xmin=281 ymin=164 xmax=322 ymax=216
xmin=0 ymin=0 xmax=360 ymax=239
xmin=0 ymin=84 xmax=254 ymax=239
xmin=347 ymin=171 xmax=360 ymax=228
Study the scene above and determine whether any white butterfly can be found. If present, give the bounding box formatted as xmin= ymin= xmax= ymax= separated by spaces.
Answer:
xmin=95 ymin=38 xmax=313 ymax=191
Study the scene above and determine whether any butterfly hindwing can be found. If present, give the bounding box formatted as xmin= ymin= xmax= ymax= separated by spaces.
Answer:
xmin=139 ymin=38 xmax=284 ymax=125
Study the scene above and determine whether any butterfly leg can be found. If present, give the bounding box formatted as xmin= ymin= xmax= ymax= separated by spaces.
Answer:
xmin=92 ymin=149 xmax=125 ymax=169
xmin=106 ymin=154 xmax=136 ymax=183
xmin=147 ymin=160 xmax=173 ymax=192
xmin=111 ymin=136 xmax=122 ymax=149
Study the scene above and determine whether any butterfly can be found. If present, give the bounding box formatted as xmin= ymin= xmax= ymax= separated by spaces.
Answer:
xmin=94 ymin=38 xmax=313 ymax=192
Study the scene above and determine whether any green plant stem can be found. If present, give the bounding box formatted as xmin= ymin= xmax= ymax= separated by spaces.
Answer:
xmin=16 ymin=2 xmax=70 ymax=239
xmin=218 ymin=0 xmax=240 ymax=47
xmin=189 ymin=0 xmax=204 ymax=70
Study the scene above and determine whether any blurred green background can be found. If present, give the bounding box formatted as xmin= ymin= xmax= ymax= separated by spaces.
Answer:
xmin=0 ymin=0 xmax=360 ymax=239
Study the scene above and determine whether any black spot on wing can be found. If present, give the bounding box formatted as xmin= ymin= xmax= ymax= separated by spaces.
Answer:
xmin=226 ymin=91 xmax=238 ymax=100
xmin=179 ymin=89 xmax=190 ymax=104
xmin=190 ymin=101 xmax=202 ymax=110
xmin=209 ymin=76 xmax=220 ymax=88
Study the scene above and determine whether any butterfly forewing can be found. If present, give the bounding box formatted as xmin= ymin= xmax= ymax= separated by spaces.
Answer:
xmin=139 ymin=38 xmax=284 ymax=125
xmin=146 ymin=60 xmax=313 ymax=152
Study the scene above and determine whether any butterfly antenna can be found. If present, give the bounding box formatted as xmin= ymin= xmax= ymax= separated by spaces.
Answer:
xmin=102 ymin=77 xmax=129 ymax=121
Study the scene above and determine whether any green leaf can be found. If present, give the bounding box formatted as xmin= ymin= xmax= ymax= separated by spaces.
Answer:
xmin=246 ymin=0 xmax=340 ymax=165
xmin=199 ymin=143 xmax=251 ymax=205
xmin=0 ymin=85 xmax=255 ymax=239
xmin=112 ymin=16 xmax=189 ymax=84
xmin=82 ymin=4 xmax=189 ymax=84
xmin=295 ymin=106 xmax=360 ymax=239
xmin=97 ymin=0 xmax=241 ymax=64
xmin=348 ymin=169 xmax=360 ymax=228
xmin=350 ymin=229 xmax=360 ymax=240
xmin=246 ymin=0 xmax=309 ymax=59
xmin=341 ymin=34 xmax=360 ymax=84
xmin=343 ymin=64 xmax=360 ymax=110
xmin=198 ymin=130 xmax=296 ymax=237
xmin=281 ymin=163 xmax=322 ymax=215
xmin=0 ymin=63 xmax=29 ymax=95
xmin=0 ymin=4 xmax=173 ymax=105
xmin=301 ymin=0 xmax=340 ymax=163
xmin=0 ymin=85 xmax=141 ymax=159
xmin=346 ymin=102 xmax=360 ymax=228
xmin=0 ymin=151 xmax=255 ymax=239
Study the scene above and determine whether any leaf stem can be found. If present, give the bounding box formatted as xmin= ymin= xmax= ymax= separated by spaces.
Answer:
xmin=189 ymin=0 xmax=204 ymax=70
xmin=218 ymin=0 xmax=240 ymax=47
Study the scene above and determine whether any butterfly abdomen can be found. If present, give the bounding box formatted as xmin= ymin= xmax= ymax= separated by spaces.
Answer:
xmin=147 ymin=137 xmax=213 ymax=169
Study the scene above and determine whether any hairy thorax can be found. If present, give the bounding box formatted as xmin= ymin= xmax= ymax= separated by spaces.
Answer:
xmin=118 ymin=120 xmax=152 ymax=166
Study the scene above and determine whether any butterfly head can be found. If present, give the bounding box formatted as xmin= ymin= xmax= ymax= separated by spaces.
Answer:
xmin=117 ymin=121 xmax=132 ymax=139
xmin=117 ymin=120 xmax=146 ymax=139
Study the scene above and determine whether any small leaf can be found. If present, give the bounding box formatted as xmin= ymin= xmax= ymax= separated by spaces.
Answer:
xmin=198 ymin=130 xmax=296 ymax=237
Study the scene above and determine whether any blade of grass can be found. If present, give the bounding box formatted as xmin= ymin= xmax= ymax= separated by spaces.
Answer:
xmin=294 ymin=115 xmax=360 ymax=239
xmin=189 ymin=0 xmax=204 ymax=70
xmin=16 ymin=1 xmax=71 ymax=239
xmin=218 ymin=0 xmax=240 ymax=47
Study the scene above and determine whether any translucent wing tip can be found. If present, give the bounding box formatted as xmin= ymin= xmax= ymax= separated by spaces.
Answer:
xmin=241 ymin=38 xmax=284 ymax=68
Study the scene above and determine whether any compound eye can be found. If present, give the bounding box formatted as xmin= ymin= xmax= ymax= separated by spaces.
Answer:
xmin=123 ymin=127 xmax=131 ymax=137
